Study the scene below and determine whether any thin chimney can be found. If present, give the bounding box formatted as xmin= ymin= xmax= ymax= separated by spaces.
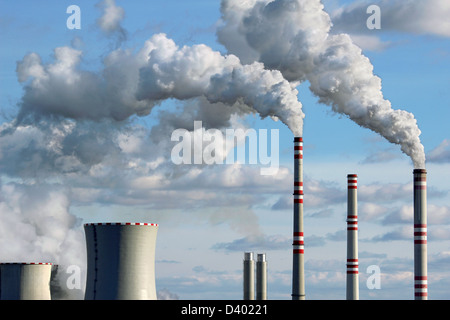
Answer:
xmin=243 ymin=252 xmax=255 ymax=300
xmin=292 ymin=137 xmax=305 ymax=300
xmin=346 ymin=174 xmax=359 ymax=300
xmin=413 ymin=169 xmax=428 ymax=300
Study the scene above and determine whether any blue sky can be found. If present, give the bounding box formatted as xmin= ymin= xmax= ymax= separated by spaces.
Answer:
xmin=0 ymin=0 xmax=449 ymax=300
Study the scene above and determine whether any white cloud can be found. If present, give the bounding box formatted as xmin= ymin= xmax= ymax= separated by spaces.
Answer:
xmin=330 ymin=0 xmax=450 ymax=37
xmin=427 ymin=139 xmax=450 ymax=163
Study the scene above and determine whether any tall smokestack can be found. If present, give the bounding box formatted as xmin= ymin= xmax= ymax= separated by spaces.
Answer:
xmin=243 ymin=252 xmax=255 ymax=300
xmin=413 ymin=169 xmax=428 ymax=300
xmin=0 ymin=262 xmax=52 ymax=300
xmin=292 ymin=136 xmax=305 ymax=300
xmin=256 ymin=253 xmax=267 ymax=300
xmin=84 ymin=222 xmax=158 ymax=300
xmin=346 ymin=174 xmax=359 ymax=300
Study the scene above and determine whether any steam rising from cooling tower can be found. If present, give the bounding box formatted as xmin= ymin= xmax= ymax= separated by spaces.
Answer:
xmin=218 ymin=0 xmax=426 ymax=168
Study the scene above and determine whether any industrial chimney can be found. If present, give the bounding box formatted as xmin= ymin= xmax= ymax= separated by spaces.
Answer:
xmin=413 ymin=169 xmax=428 ymax=300
xmin=243 ymin=252 xmax=255 ymax=300
xmin=84 ymin=222 xmax=158 ymax=300
xmin=346 ymin=174 xmax=359 ymax=300
xmin=256 ymin=253 xmax=267 ymax=300
xmin=0 ymin=262 xmax=52 ymax=300
xmin=292 ymin=136 xmax=305 ymax=300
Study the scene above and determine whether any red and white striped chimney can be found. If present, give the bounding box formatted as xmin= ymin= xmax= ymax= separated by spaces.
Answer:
xmin=346 ymin=174 xmax=359 ymax=300
xmin=413 ymin=169 xmax=427 ymax=300
xmin=292 ymin=137 xmax=305 ymax=300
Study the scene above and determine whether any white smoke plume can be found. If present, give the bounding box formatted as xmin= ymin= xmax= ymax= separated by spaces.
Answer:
xmin=217 ymin=0 xmax=426 ymax=168
xmin=16 ymin=33 xmax=304 ymax=136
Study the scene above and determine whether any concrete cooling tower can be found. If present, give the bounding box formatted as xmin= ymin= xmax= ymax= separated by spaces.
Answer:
xmin=0 ymin=262 xmax=52 ymax=300
xmin=84 ymin=222 xmax=158 ymax=300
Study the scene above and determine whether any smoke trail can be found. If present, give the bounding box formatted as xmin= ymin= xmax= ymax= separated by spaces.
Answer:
xmin=15 ymin=33 xmax=304 ymax=136
xmin=218 ymin=0 xmax=426 ymax=168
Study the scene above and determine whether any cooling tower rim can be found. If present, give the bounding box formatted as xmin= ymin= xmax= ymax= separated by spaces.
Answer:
xmin=84 ymin=222 xmax=158 ymax=226
xmin=0 ymin=262 xmax=52 ymax=265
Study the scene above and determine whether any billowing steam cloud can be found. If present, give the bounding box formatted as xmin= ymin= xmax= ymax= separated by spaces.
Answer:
xmin=217 ymin=0 xmax=426 ymax=168
xmin=16 ymin=33 xmax=304 ymax=136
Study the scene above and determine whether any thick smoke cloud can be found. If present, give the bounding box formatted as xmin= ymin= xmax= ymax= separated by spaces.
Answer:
xmin=15 ymin=33 xmax=304 ymax=136
xmin=217 ymin=0 xmax=426 ymax=168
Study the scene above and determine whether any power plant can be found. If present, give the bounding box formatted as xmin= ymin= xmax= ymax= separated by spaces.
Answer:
xmin=0 ymin=140 xmax=429 ymax=300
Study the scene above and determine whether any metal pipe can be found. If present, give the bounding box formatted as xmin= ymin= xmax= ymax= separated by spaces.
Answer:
xmin=256 ymin=253 xmax=267 ymax=300
xmin=243 ymin=252 xmax=255 ymax=300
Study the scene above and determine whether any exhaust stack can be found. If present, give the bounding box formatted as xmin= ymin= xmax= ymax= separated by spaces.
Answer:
xmin=84 ymin=222 xmax=158 ymax=300
xmin=413 ymin=169 xmax=428 ymax=300
xmin=256 ymin=253 xmax=267 ymax=300
xmin=292 ymin=137 xmax=305 ymax=300
xmin=0 ymin=262 xmax=52 ymax=300
xmin=346 ymin=174 xmax=359 ymax=300
xmin=243 ymin=252 xmax=255 ymax=300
